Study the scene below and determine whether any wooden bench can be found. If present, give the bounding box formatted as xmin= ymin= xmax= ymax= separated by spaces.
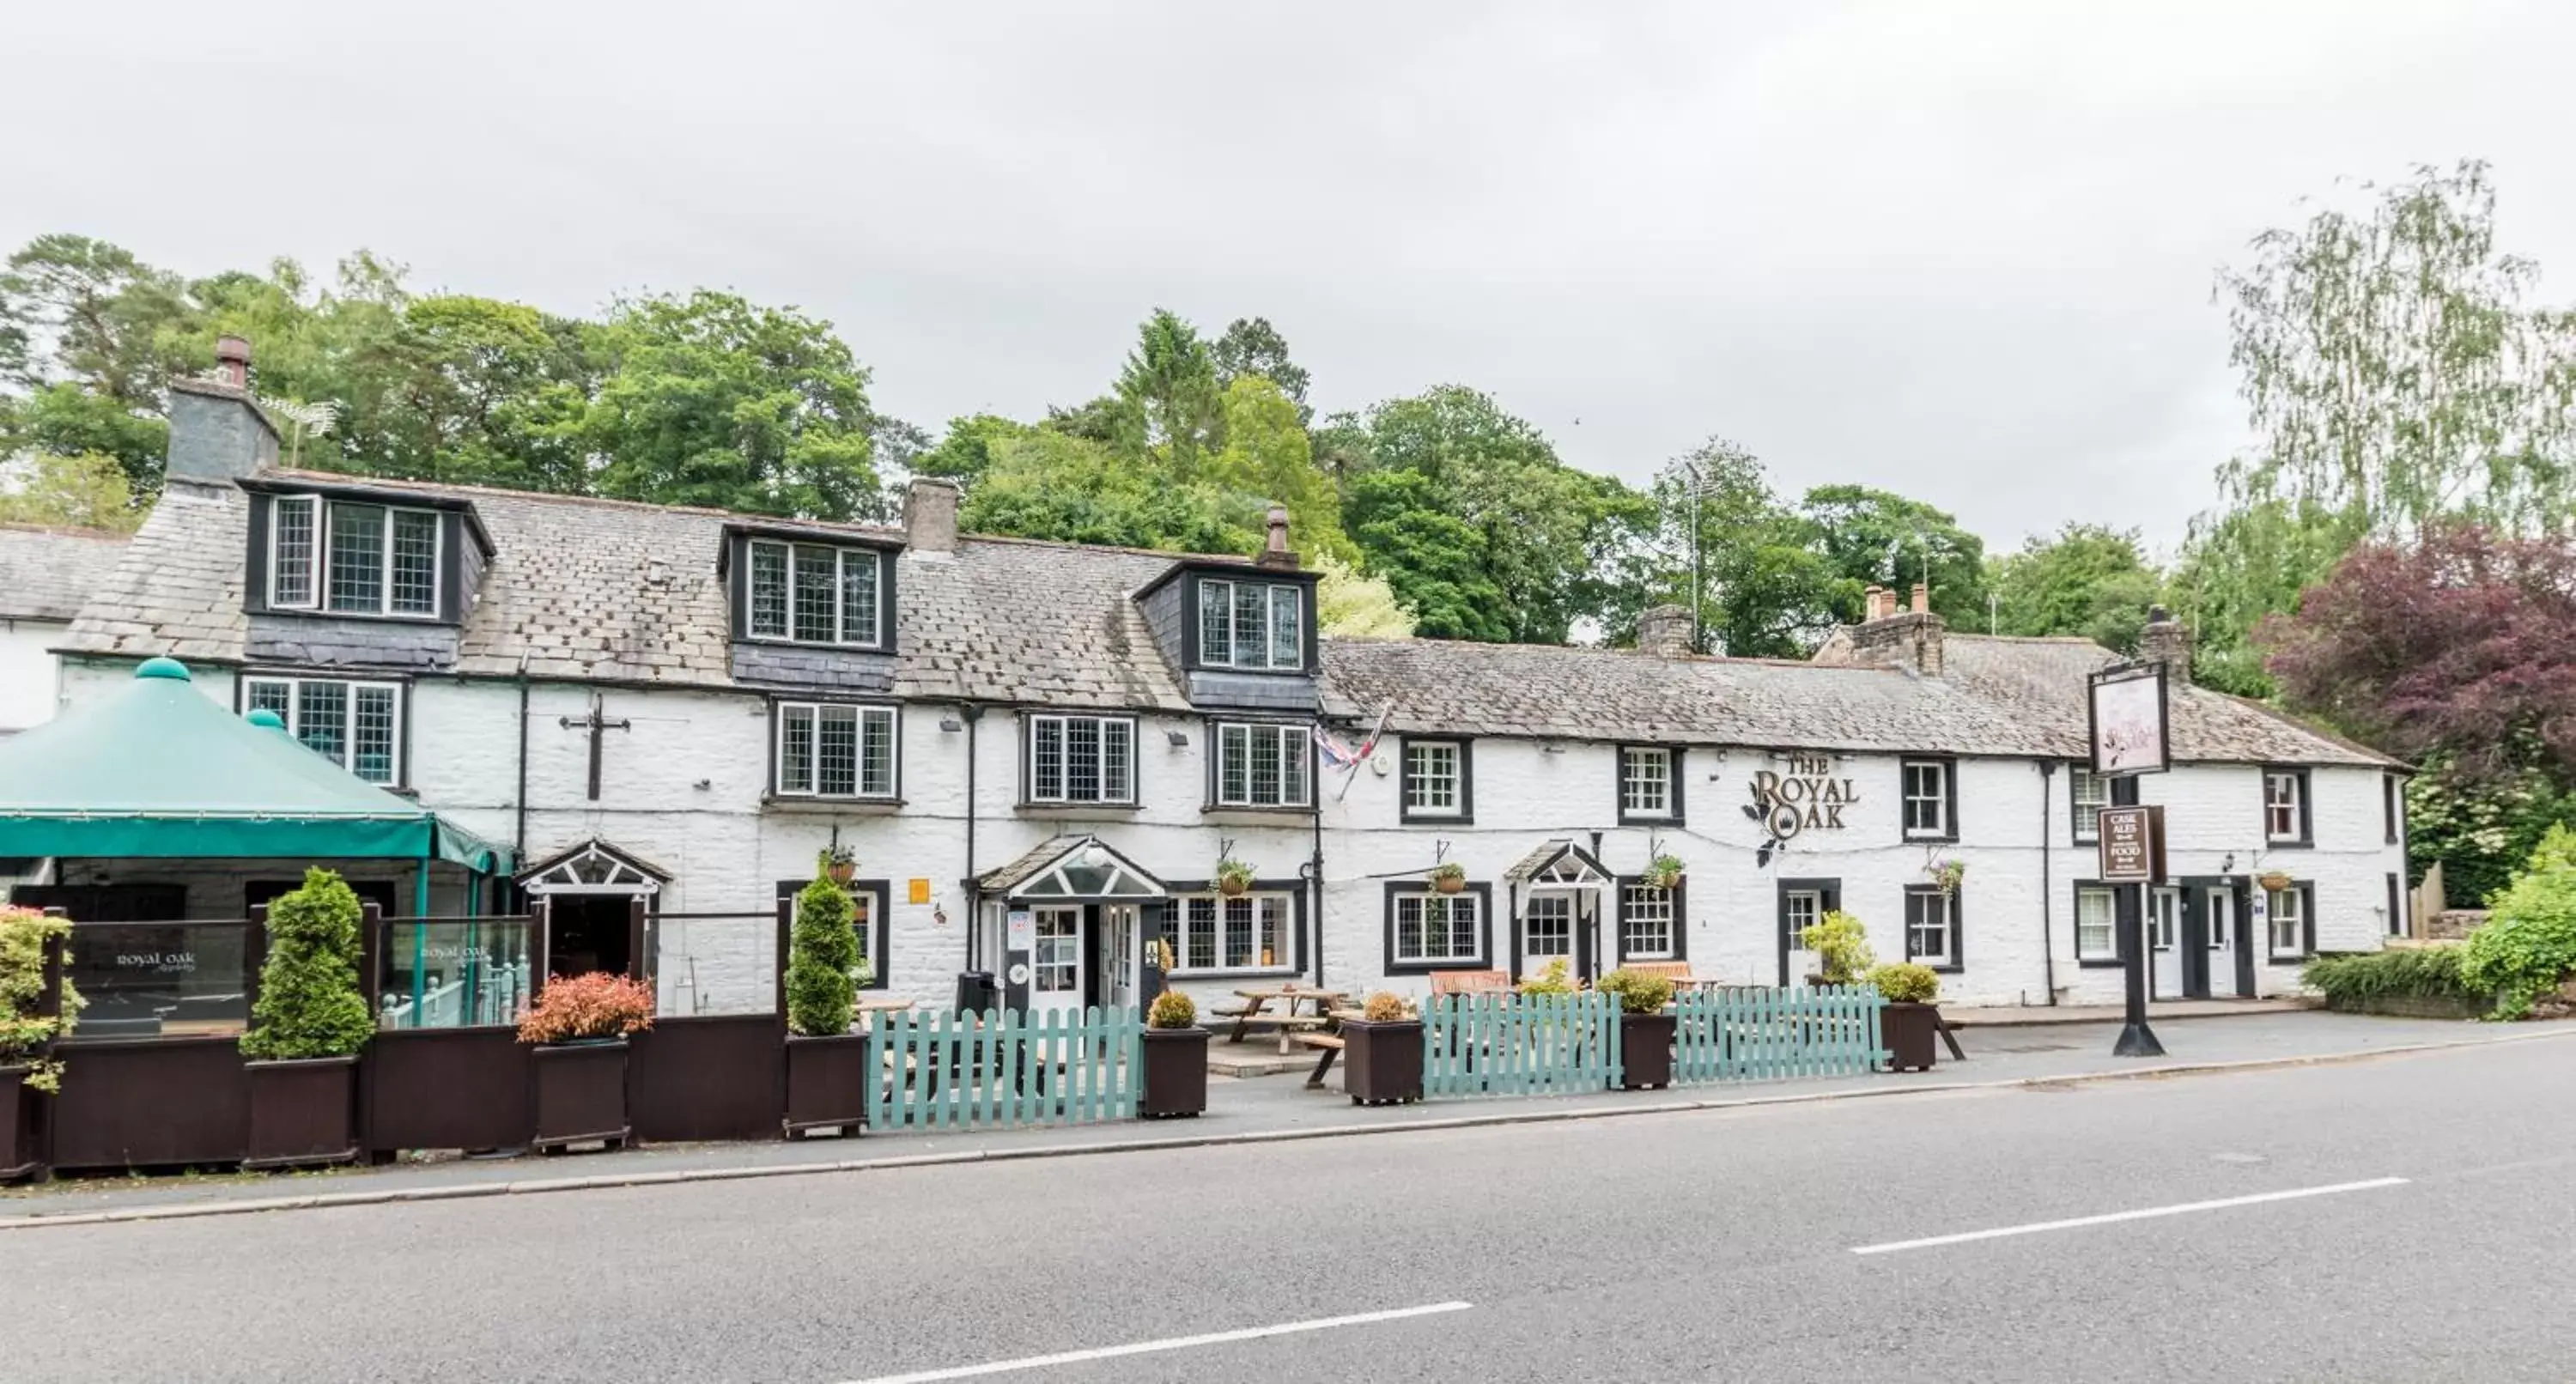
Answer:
xmin=1430 ymin=969 xmax=1511 ymax=997
xmin=1291 ymin=1031 xmax=1346 ymax=1088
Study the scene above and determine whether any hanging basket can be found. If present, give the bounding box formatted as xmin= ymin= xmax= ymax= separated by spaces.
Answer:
xmin=1433 ymin=873 xmax=1466 ymax=895
xmin=826 ymin=859 xmax=857 ymax=885
xmin=2257 ymin=871 xmax=2293 ymax=893
xmin=1218 ymin=874 xmax=1250 ymax=898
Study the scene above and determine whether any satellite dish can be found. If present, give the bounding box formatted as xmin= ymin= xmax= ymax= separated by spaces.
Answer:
xmin=1368 ymin=751 xmax=1394 ymax=777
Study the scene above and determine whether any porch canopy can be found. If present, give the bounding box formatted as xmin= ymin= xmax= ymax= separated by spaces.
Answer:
xmin=0 ymin=658 xmax=509 ymax=881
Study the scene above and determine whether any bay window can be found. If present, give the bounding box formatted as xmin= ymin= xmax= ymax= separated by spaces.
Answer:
xmin=775 ymin=702 xmax=898 ymax=799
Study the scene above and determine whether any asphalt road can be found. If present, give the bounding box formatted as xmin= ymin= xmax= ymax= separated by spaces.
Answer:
xmin=8 ymin=1036 xmax=2573 ymax=1383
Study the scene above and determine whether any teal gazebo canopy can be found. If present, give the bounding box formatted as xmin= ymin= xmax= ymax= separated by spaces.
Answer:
xmin=0 ymin=659 xmax=508 ymax=907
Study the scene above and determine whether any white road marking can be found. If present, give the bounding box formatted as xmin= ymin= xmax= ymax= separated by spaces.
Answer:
xmin=838 ymin=1301 xmax=1475 ymax=1382
xmin=1850 ymin=1176 xmax=2409 ymax=1255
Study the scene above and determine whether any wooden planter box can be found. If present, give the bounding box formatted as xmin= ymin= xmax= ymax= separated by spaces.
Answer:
xmin=244 ymin=1055 xmax=359 ymax=1170
xmin=0 ymin=1065 xmax=44 ymax=1184
xmin=1139 ymin=1027 xmax=1209 ymax=1118
xmin=1619 ymin=1011 xmax=1676 ymax=1090
xmin=1881 ymin=1002 xmax=1941 ymax=1073
xmin=532 ymin=1040 xmax=630 ymax=1153
xmin=1340 ymin=1018 xmax=1423 ymax=1106
xmin=785 ymin=1032 xmax=872 ymax=1137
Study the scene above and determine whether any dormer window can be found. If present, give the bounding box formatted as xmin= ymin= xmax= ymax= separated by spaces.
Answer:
xmin=1198 ymin=578 xmax=1302 ymax=671
xmin=746 ymin=539 xmax=883 ymax=647
xmin=267 ymin=495 xmax=440 ymax=618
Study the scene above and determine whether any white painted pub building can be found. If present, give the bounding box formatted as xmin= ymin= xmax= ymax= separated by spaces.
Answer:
xmin=5 ymin=343 xmax=2409 ymax=1021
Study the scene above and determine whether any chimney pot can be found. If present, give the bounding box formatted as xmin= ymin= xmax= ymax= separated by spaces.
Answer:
xmin=1911 ymin=583 xmax=1929 ymax=615
xmin=215 ymin=334 xmax=252 ymax=390
xmin=1255 ymin=503 xmax=1301 ymax=569
xmin=1862 ymin=585 xmax=1887 ymax=622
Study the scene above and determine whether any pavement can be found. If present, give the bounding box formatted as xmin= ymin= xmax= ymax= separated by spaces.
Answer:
xmin=0 ymin=1009 xmax=2545 ymax=1227
xmin=5 ymin=1021 xmax=2573 ymax=1381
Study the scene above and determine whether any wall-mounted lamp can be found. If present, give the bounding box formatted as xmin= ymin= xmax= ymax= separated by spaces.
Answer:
xmin=1165 ymin=730 xmax=1191 ymax=748
xmin=2221 ymin=853 xmax=2237 ymax=875
xmin=1541 ymin=743 xmax=1565 ymax=756
xmin=939 ymin=717 xmax=963 ymax=732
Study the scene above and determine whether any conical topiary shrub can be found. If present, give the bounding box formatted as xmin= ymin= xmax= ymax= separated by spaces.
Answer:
xmin=786 ymin=874 xmax=860 ymax=1037
xmin=241 ymin=868 xmax=374 ymax=1060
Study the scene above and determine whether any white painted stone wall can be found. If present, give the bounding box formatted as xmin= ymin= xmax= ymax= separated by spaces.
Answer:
xmin=0 ymin=618 xmax=67 ymax=731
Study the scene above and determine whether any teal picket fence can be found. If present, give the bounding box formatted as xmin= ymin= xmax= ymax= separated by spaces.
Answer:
xmin=1423 ymin=992 xmax=1623 ymax=1097
xmin=866 ymin=1006 xmax=1141 ymax=1131
xmin=1669 ymin=985 xmax=1886 ymax=1084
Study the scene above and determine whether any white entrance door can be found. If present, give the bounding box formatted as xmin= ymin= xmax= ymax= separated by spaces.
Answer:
xmin=1522 ymin=892 xmax=1575 ymax=978
xmin=2149 ymin=888 xmax=2184 ymax=999
xmin=1100 ymin=904 xmax=1140 ymax=1011
xmin=1031 ymin=906 xmax=1086 ymax=1018
xmin=2204 ymin=887 xmax=2239 ymax=998
xmin=1784 ymin=889 xmax=1824 ymax=985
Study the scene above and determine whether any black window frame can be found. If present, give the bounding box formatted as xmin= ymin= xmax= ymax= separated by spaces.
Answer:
xmin=1206 ymin=719 xmax=1315 ymax=810
xmin=2071 ymin=880 xmax=2123 ymax=968
xmin=1899 ymin=757 xmax=1959 ymax=842
xmin=1019 ymin=712 xmax=1141 ymax=808
xmin=1398 ymin=737 xmax=1473 ymax=823
xmin=2262 ymin=766 xmax=2313 ymax=847
xmin=738 ymin=536 xmax=891 ymax=650
xmin=1613 ymin=876 xmax=1688 ymax=964
xmin=246 ymin=491 xmax=456 ymax=622
xmin=1903 ymin=883 xmax=1962 ymax=973
xmin=1382 ymin=881 xmax=1493 ymax=974
xmin=777 ymin=877 xmax=892 ymax=991
xmin=2069 ymin=763 xmax=2109 ymax=843
xmin=2262 ymin=879 xmax=2318 ymax=962
xmin=235 ymin=670 xmax=413 ymax=789
xmin=2382 ymin=773 xmax=2402 ymax=845
xmin=1189 ymin=574 xmax=1311 ymax=674
xmin=770 ymin=699 xmax=903 ymax=801
xmin=1615 ymin=745 xmax=1686 ymax=825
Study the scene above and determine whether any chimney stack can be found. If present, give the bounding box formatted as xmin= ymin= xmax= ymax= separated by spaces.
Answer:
xmin=1835 ymin=580 xmax=1944 ymax=677
xmin=2138 ymin=604 xmax=2193 ymax=684
xmin=904 ymin=477 xmax=960 ymax=555
xmin=1255 ymin=504 xmax=1301 ymax=570
xmin=1637 ymin=604 xmax=1693 ymax=658
xmin=163 ymin=335 xmax=279 ymax=483
xmin=1863 ymin=585 xmax=1889 ymax=622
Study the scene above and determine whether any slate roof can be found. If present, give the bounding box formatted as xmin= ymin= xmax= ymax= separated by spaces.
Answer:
xmin=0 ymin=523 xmax=133 ymax=622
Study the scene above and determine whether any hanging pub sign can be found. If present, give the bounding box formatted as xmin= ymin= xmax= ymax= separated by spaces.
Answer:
xmin=1746 ymin=753 xmax=1858 ymax=866
xmin=2088 ymin=662 xmax=2171 ymax=777
xmin=2098 ymin=804 xmax=2166 ymax=884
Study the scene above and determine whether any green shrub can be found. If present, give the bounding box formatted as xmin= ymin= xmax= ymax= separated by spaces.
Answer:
xmin=1801 ymin=911 xmax=1876 ymax=984
xmin=1863 ymin=962 xmax=1940 ymax=1005
xmin=240 ymin=868 xmax=374 ymax=1061
xmin=2300 ymin=948 xmax=2478 ymax=1005
xmin=0 ymin=904 xmax=81 ymax=1092
xmin=1598 ymin=968 xmax=1675 ymax=1014
xmin=1516 ymin=957 xmax=1576 ymax=996
xmin=784 ymin=876 xmax=860 ymax=1036
xmin=2458 ymin=824 xmax=2576 ymax=1019
xmin=1147 ymin=989 xmax=1197 ymax=1029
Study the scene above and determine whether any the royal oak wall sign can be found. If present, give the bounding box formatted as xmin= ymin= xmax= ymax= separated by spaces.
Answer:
xmin=1746 ymin=752 xmax=1860 ymax=865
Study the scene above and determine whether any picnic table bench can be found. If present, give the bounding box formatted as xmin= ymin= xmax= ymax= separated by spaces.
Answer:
xmin=1216 ymin=986 xmax=1346 ymax=1053
xmin=1291 ymin=1030 xmax=1345 ymax=1088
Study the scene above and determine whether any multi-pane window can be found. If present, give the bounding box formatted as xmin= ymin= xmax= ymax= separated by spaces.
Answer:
xmin=775 ymin=702 xmax=897 ymax=798
xmin=267 ymin=495 xmax=440 ymax=618
xmin=1523 ymin=894 xmax=1573 ymax=962
xmin=746 ymin=539 xmax=882 ymax=647
xmin=1215 ymin=722 xmax=1310 ymax=807
xmin=1902 ymin=760 xmax=1950 ymax=839
xmin=2267 ymin=886 xmax=2306 ymax=960
xmin=1904 ymin=887 xmax=1956 ymax=968
xmin=1029 ymin=715 xmax=1135 ymax=804
xmin=1619 ymin=884 xmax=1678 ymax=961
xmin=243 ymin=676 xmax=403 ymax=785
xmin=2075 ymin=885 xmax=2117 ymax=962
xmin=1393 ymin=891 xmax=1481 ymax=966
xmin=1619 ymin=747 xmax=1674 ymax=819
xmin=1197 ymin=579 xmax=1303 ymax=671
xmin=1783 ymin=889 xmax=1822 ymax=942
xmin=1174 ymin=893 xmax=1292 ymax=972
xmin=1403 ymin=741 xmax=1463 ymax=817
xmin=2264 ymin=769 xmax=2307 ymax=842
xmin=1033 ymin=908 xmax=1080 ymax=993
xmin=2070 ymin=767 xmax=2108 ymax=841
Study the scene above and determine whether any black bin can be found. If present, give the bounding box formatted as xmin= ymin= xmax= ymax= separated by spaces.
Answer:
xmin=953 ymin=970 xmax=999 ymax=1017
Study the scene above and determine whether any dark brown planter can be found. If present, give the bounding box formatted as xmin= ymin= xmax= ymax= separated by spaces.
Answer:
xmin=243 ymin=1055 xmax=358 ymax=1169
xmin=532 ymin=1039 xmax=630 ymax=1153
xmin=1881 ymin=1002 xmax=1941 ymax=1072
xmin=1619 ymin=1011 xmax=1676 ymax=1090
xmin=0 ymin=1066 xmax=44 ymax=1184
xmin=785 ymin=1031 xmax=872 ymax=1137
xmin=1340 ymin=1018 xmax=1423 ymax=1105
xmin=1139 ymin=1026 xmax=1209 ymax=1118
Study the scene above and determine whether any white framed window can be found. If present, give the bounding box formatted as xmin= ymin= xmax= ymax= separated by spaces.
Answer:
xmin=1392 ymin=890 xmax=1482 ymax=967
xmin=1214 ymin=722 xmax=1310 ymax=808
xmin=745 ymin=538 xmax=883 ymax=647
xmin=266 ymin=496 xmax=440 ymax=618
xmin=2151 ymin=888 xmax=2181 ymax=950
xmin=1905 ymin=887 xmax=1956 ymax=968
xmin=1197 ymin=578 xmax=1303 ymax=671
xmin=1173 ymin=893 xmax=1293 ymax=973
xmin=243 ymin=676 xmax=404 ymax=785
xmin=2070 ymin=766 xmax=2108 ymax=841
xmin=1619 ymin=747 xmax=1674 ymax=819
xmin=1619 ymin=883 xmax=1678 ymax=961
xmin=1402 ymin=740 xmax=1463 ymax=817
xmin=2075 ymin=885 xmax=2117 ymax=962
xmin=1783 ymin=889 xmax=1822 ymax=941
xmin=1522 ymin=894 xmax=1574 ymax=961
xmin=1028 ymin=715 xmax=1135 ymax=804
xmin=1902 ymin=759 xmax=1950 ymax=839
xmin=775 ymin=702 xmax=898 ymax=798
xmin=2263 ymin=769 xmax=2307 ymax=843
xmin=2267 ymin=886 xmax=2306 ymax=960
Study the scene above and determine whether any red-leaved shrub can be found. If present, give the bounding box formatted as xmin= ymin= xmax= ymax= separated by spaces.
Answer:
xmin=516 ymin=972 xmax=656 ymax=1044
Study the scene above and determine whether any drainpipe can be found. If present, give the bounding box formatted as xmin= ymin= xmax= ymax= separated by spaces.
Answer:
xmin=2038 ymin=761 xmax=2057 ymax=1006
xmin=963 ymin=703 xmax=982 ymax=972
xmin=1309 ymin=799 xmax=1325 ymax=987
xmin=513 ymin=653 xmax=532 ymax=865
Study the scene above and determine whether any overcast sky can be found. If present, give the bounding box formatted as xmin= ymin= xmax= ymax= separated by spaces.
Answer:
xmin=13 ymin=1 xmax=2573 ymax=552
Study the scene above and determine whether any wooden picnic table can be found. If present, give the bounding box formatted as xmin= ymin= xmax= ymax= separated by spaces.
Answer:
xmin=855 ymin=994 xmax=917 ymax=1014
xmin=1217 ymin=986 xmax=1349 ymax=1053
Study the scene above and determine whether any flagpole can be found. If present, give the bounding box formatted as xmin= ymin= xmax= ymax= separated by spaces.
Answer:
xmin=1335 ymin=705 xmax=1392 ymax=803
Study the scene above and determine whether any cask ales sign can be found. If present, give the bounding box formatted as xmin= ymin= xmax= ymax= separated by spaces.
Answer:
xmin=2098 ymin=804 xmax=2166 ymax=884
